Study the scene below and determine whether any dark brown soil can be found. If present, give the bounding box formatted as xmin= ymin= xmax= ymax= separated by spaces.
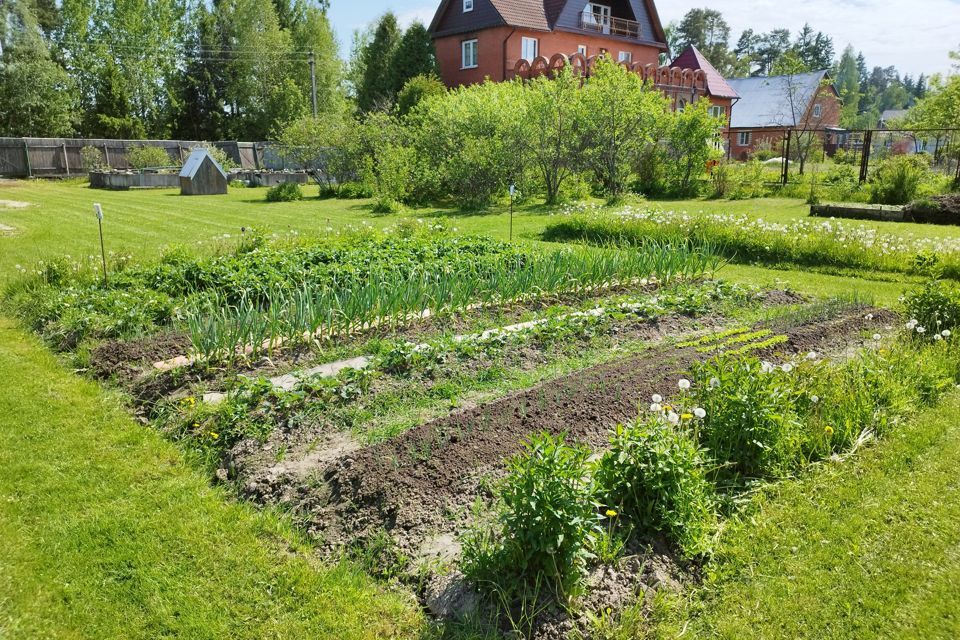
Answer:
xmin=90 ymin=332 xmax=192 ymax=380
xmin=264 ymin=306 xmax=892 ymax=557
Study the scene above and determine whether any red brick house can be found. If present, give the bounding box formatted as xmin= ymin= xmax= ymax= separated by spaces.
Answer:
xmin=725 ymin=70 xmax=842 ymax=160
xmin=428 ymin=0 xmax=671 ymax=87
xmin=670 ymin=45 xmax=739 ymax=145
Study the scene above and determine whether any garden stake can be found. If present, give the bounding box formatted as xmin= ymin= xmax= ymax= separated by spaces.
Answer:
xmin=94 ymin=203 xmax=108 ymax=286
xmin=509 ymin=183 xmax=515 ymax=242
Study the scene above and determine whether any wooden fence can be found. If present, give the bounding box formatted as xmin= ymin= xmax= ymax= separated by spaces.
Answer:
xmin=0 ymin=138 xmax=292 ymax=178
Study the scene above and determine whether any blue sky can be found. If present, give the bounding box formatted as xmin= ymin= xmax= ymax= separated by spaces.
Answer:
xmin=326 ymin=0 xmax=960 ymax=77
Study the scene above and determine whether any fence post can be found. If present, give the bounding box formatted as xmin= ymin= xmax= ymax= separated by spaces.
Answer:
xmin=63 ymin=142 xmax=70 ymax=176
xmin=859 ymin=130 xmax=873 ymax=184
xmin=103 ymin=143 xmax=110 ymax=168
xmin=782 ymin=131 xmax=791 ymax=186
xmin=24 ymin=139 xmax=32 ymax=178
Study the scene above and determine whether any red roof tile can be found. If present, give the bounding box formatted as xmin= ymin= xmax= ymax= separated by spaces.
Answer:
xmin=488 ymin=0 xmax=550 ymax=31
xmin=670 ymin=45 xmax=738 ymax=99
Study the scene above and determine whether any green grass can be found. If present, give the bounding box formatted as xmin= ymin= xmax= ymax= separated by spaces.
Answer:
xmin=649 ymin=391 xmax=960 ymax=639
xmin=0 ymin=315 xmax=422 ymax=638
xmin=4 ymin=179 xmax=960 ymax=637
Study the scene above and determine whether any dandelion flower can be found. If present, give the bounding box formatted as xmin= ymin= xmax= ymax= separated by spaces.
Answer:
xmin=694 ymin=407 xmax=706 ymax=419
xmin=709 ymin=377 xmax=720 ymax=389
xmin=210 ymin=432 xmax=219 ymax=439
xmin=652 ymin=393 xmax=663 ymax=403
xmin=824 ymin=425 xmax=834 ymax=436
xmin=650 ymin=403 xmax=662 ymax=412
xmin=943 ymin=330 xmax=952 ymax=338
xmin=811 ymin=395 xmax=820 ymax=404
xmin=667 ymin=411 xmax=680 ymax=425
xmin=681 ymin=413 xmax=694 ymax=420
xmin=761 ymin=361 xmax=775 ymax=373
xmin=806 ymin=351 xmax=818 ymax=360
xmin=605 ymin=509 xmax=618 ymax=517
xmin=678 ymin=379 xmax=691 ymax=390
xmin=917 ymin=326 xmax=926 ymax=334
xmin=935 ymin=334 xmax=943 ymax=341
xmin=781 ymin=363 xmax=794 ymax=373
xmin=872 ymin=334 xmax=882 ymax=341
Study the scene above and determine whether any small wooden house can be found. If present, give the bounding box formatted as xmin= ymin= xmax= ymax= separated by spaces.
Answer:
xmin=179 ymin=148 xmax=228 ymax=195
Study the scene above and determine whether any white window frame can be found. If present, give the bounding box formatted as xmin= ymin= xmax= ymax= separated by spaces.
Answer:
xmin=521 ymin=37 xmax=539 ymax=62
xmin=463 ymin=0 xmax=473 ymax=12
xmin=812 ymin=103 xmax=823 ymax=118
xmin=577 ymin=45 xmax=588 ymax=57
xmin=709 ymin=105 xmax=725 ymax=118
xmin=737 ymin=131 xmax=752 ymax=146
xmin=461 ymin=39 xmax=478 ymax=69
xmin=618 ymin=51 xmax=632 ymax=63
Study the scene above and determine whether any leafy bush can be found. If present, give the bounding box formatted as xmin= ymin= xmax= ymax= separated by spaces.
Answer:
xmin=869 ymin=154 xmax=931 ymax=205
xmin=461 ymin=433 xmax=601 ymax=593
xmin=265 ymin=181 xmax=303 ymax=202
xmin=903 ymin=279 xmax=960 ymax=337
xmin=832 ymin=148 xmax=857 ymax=165
xmin=396 ymin=75 xmax=446 ymax=117
xmin=595 ymin=417 xmax=715 ymax=557
xmin=80 ymin=145 xmax=109 ymax=171
xmin=692 ymin=356 xmax=805 ymax=480
xmin=128 ymin=145 xmax=177 ymax=170
xmin=749 ymin=139 xmax=778 ymax=162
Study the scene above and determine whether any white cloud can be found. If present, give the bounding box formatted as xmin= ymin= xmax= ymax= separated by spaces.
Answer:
xmin=396 ymin=5 xmax=437 ymax=28
xmin=659 ymin=0 xmax=960 ymax=76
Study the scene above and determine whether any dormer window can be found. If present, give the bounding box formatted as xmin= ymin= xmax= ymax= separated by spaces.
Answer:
xmin=463 ymin=0 xmax=473 ymax=12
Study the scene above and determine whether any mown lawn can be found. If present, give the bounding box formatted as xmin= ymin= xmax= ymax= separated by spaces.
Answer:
xmin=2 ymin=178 xmax=960 ymax=638
xmin=649 ymin=392 xmax=960 ymax=639
xmin=0 ymin=324 xmax=422 ymax=638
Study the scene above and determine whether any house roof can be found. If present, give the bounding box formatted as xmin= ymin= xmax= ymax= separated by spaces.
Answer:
xmin=726 ymin=70 xmax=833 ymax=129
xmin=180 ymin=148 xmax=226 ymax=180
xmin=670 ymin=45 xmax=738 ymax=99
xmin=430 ymin=0 xmax=667 ymax=42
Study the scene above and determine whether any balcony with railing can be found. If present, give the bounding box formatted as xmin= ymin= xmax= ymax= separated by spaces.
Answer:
xmin=578 ymin=10 xmax=641 ymax=39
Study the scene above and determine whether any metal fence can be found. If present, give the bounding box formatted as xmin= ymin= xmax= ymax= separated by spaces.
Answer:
xmin=725 ymin=127 xmax=960 ymax=186
xmin=0 ymin=138 xmax=302 ymax=178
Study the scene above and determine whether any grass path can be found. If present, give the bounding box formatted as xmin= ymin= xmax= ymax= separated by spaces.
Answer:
xmin=0 ymin=315 xmax=422 ymax=639
xmin=650 ymin=393 xmax=960 ymax=639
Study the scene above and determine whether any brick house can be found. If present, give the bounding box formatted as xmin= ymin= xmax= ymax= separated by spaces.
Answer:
xmin=725 ymin=70 xmax=842 ymax=160
xmin=428 ymin=0 xmax=671 ymax=87
xmin=669 ymin=45 xmax=739 ymax=144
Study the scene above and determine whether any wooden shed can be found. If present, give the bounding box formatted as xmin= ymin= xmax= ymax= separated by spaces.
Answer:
xmin=179 ymin=148 xmax=228 ymax=195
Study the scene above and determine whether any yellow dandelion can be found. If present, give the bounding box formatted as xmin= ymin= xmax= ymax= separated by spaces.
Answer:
xmin=192 ymin=422 xmax=200 ymax=428
xmin=824 ymin=425 xmax=834 ymax=436
xmin=210 ymin=432 xmax=219 ymax=439
xmin=605 ymin=509 xmax=618 ymax=517
xmin=681 ymin=413 xmax=694 ymax=421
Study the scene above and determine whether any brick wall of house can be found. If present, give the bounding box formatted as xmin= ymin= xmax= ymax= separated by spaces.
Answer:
xmin=435 ymin=28 xmax=662 ymax=87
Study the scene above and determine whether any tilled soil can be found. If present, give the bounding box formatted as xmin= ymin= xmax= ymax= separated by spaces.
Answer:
xmin=233 ymin=307 xmax=894 ymax=559
xmin=90 ymin=331 xmax=192 ymax=380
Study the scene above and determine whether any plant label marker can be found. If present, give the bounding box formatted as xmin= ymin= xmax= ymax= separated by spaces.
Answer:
xmin=94 ymin=203 xmax=108 ymax=286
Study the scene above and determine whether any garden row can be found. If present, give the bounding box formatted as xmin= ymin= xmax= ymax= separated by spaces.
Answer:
xmin=4 ymin=222 xmax=720 ymax=365
xmin=544 ymin=204 xmax=960 ymax=279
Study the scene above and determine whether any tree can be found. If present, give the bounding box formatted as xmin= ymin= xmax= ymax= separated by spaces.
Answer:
xmin=168 ymin=3 xmax=225 ymax=140
xmin=834 ymin=45 xmax=861 ymax=127
xmin=769 ymin=51 xmax=828 ymax=175
xmin=0 ymin=0 xmax=75 ymax=136
xmin=354 ymin=12 xmax=401 ymax=112
xmin=792 ymin=23 xmax=833 ymax=71
xmin=522 ymin=68 xmax=588 ymax=204
xmin=663 ymin=99 xmax=723 ymax=195
xmin=673 ymin=9 xmax=734 ymax=74
xmin=580 ymin=58 xmax=669 ymax=197
xmin=288 ymin=1 xmax=343 ymax=115
xmin=388 ymin=22 xmax=438 ymax=97
xmin=396 ymin=75 xmax=446 ymax=117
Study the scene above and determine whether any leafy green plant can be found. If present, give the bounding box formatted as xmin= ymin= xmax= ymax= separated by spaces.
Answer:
xmin=80 ymin=145 xmax=109 ymax=171
xmin=869 ymin=154 xmax=931 ymax=205
xmin=595 ymin=417 xmax=716 ymax=557
xmin=461 ymin=433 xmax=601 ymax=594
xmin=903 ymin=279 xmax=960 ymax=338
xmin=128 ymin=145 xmax=176 ymax=170
xmin=265 ymin=181 xmax=303 ymax=202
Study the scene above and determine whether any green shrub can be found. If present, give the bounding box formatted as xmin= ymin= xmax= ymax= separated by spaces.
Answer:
xmin=692 ymin=356 xmax=805 ymax=480
xmin=265 ymin=181 xmax=303 ymax=202
xmin=336 ymin=182 xmax=373 ymax=199
xmin=595 ymin=417 xmax=715 ymax=557
xmin=869 ymin=154 xmax=931 ymax=205
xmin=903 ymin=279 xmax=960 ymax=337
xmin=461 ymin=433 xmax=600 ymax=593
xmin=832 ymin=148 xmax=857 ymax=166
xmin=749 ymin=139 xmax=778 ymax=162
xmin=128 ymin=145 xmax=177 ymax=170
xmin=80 ymin=145 xmax=109 ymax=171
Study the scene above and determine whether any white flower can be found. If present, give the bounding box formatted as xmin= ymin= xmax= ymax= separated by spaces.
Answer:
xmin=781 ymin=363 xmax=794 ymax=373
xmin=811 ymin=395 xmax=820 ymax=404
xmin=917 ymin=326 xmax=926 ymax=334
xmin=872 ymin=334 xmax=882 ymax=341
xmin=650 ymin=403 xmax=662 ymax=412
xmin=806 ymin=351 xmax=818 ymax=360
xmin=678 ymin=379 xmax=691 ymax=390
xmin=760 ymin=361 xmax=775 ymax=373
xmin=709 ymin=377 xmax=720 ymax=389
xmin=693 ymin=407 xmax=706 ymax=419
xmin=667 ymin=411 xmax=680 ymax=425
xmin=943 ymin=330 xmax=952 ymax=338
xmin=652 ymin=394 xmax=663 ymax=403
